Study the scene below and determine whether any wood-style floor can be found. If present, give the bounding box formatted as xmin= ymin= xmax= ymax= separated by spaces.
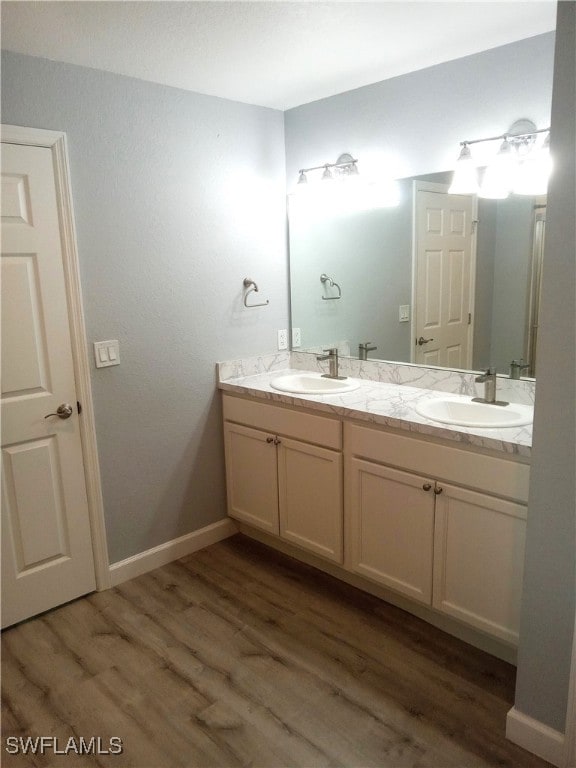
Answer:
xmin=2 ymin=534 xmax=551 ymax=768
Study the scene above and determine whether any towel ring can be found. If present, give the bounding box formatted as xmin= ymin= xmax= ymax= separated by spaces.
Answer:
xmin=320 ymin=273 xmax=342 ymax=300
xmin=243 ymin=278 xmax=269 ymax=308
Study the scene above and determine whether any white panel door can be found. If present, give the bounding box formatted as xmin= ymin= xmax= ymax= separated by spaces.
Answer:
xmin=414 ymin=190 xmax=474 ymax=368
xmin=1 ymin=142 xmax=96 ymax=628
xmin=278 ymin=437 xmax=343 ymax=563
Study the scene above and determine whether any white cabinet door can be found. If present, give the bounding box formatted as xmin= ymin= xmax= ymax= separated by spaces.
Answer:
xmin=278 ymin=438 xmax=343 ymax=563
xmin=1 ymin=142 xmax=96 ymax=628
xmin=433 ymin=484 xmax=527 ymax=644
xmin=346 ymin=458 xmax=435 ymax=603
xmin=223 ymin=422 xmax=279 ymax=534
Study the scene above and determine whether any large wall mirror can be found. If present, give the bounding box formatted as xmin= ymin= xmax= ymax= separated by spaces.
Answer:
xmin=288 ymin=171 xmax=546 ymax=378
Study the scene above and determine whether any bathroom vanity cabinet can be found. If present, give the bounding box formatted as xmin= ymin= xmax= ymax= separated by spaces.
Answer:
xmin=222 ymin=392 xmax=529 ymax=649
xmin=346 ymin=423 xmax=528 ymax=645
xmin=223 ymin=395 xmax=343 ymax=562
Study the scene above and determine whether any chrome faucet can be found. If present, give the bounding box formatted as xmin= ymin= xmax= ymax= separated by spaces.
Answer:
xmin=316 ymin=347 xmax=346 ymax=380
xmin=510 ymin=359 xmax=530 ymax=379
xmin=473 ymin=367 xmax=508 ymax=406
xmin=358 ymin=341 xmax=377 ymax=361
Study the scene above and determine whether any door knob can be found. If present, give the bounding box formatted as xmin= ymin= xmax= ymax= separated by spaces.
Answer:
xmin=266 ymin=436 xmax=274 ymax=444
xmin=422 ymin=483 xmax=432 ymax=492
xmin=434 ymin=484 xmax=444 ymax=495
xmin=417 ymin=336 xmax=434 ymax=346
xmin=44 ymin=403 xmax=74 ymax=420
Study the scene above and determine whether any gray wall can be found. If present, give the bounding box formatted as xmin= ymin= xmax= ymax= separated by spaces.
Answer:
xmin=514 ymin=1 xmax=576 ymax=732
xmin=475 ymin=196 xmax=539 ymax=374
xmin=490 ymin=197 xmax=535 ymax=372
xmin=289 ymin=178 xmax=413 ymax=361
xmin=285 ymin=34 xmax=555 ymax=186
xmin=473 ymin=200 xmax=497 ymax=369
xmin=1 ymin=51 xmax=288 ymax=564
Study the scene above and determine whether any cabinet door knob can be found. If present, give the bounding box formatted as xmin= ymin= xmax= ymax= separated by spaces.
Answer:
xmin=434 ymin=484 xmax=444 ymax=495
xmin=422 ymin=483 xmax=432 ymax=492
xmin=266 ymin=437 xmax=274 ymax=444
xmin=274 ymin=437 xmax=282 ymax=445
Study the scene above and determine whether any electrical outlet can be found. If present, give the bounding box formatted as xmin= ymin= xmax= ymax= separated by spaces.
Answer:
xmin=277 ymin=329 xmax=288 ymax=350
xmin=292 ymin=328 xmax=301 ymax=348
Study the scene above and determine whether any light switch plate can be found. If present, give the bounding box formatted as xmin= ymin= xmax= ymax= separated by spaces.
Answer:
xmin=94 ymin=340 xmax=120 ymax=368
xmin=399 ymin=305 xmax=411 ymax=323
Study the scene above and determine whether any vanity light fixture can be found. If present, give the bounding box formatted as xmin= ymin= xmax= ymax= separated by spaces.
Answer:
xmin=296 ymin=153 xmax=359 ymax=185
xmin=449 ymin=120 xmax=551 ymax=199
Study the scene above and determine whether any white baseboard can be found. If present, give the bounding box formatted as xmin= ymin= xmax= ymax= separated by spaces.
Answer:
xmin=507 ymin=707 xmax=565 ymax=766
xmin=109 ymin=518 xmax=238 ymax=587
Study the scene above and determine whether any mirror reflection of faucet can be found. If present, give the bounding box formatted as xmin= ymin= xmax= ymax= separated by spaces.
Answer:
xmin=510 ymin=359 xmax=530 ymax=379
xmin=358 ymin=342 xmax=377 ymax=360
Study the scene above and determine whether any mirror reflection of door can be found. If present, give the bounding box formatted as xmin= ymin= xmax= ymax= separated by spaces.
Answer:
xmin=413 ymin=183 xmax=476 ymax=368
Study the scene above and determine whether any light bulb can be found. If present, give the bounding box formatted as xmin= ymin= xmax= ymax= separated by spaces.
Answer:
xmin=479 ymin=138 xmax=515 ymax=199
xmin=513 ymin=135 xmax=552 ymax=196
xmin=449 ymin=144 xmax=479 ymax=194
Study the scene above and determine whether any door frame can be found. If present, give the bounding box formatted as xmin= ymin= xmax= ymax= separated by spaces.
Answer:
xmin=2 ymin=124 xmax=111 ymax=590
xmin=411 ymin=180 xmax=478 ymax=368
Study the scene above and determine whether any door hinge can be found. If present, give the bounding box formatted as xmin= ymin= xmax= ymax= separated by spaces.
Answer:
xmin=468 ymin=313 xmax=472 ymax=325
xmin=471 ymin=219 xmax=479 ymax=235
xmin=77 ymin=401 xmax=82 ymax=415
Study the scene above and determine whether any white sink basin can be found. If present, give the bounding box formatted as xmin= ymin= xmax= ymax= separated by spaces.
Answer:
xmin=270 ymin=373 xmax=360 ymax=395
xmin=415 ymin=396 xmax=533 ymax=428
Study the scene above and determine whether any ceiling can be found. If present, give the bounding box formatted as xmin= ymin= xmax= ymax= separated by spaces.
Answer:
xmin=1 ymin=1 xmax=556 ymax=111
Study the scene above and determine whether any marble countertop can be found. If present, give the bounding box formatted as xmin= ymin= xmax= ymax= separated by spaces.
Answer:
xmin=219 ymin=368 xmax=532 ymax=458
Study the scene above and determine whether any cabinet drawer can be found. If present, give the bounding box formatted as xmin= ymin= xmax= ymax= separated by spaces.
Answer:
xmin=223 ymin=394 xmax=341 ymax=450
xmin=346 ymin=423 xmax=529 ymax=503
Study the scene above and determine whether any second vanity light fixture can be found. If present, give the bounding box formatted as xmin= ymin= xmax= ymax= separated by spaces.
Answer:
xmin=449 ymin=119 xmax=552 ymax=198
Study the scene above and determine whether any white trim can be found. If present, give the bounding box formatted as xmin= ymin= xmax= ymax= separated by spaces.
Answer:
xmin=1 ymin=124 xmax=111 ymax=590
xmin=506 ymin=707 xmax=565 ymax=767
xmin=109 ymin=519 xmax=238 ymax=587
xmin=563 ymin=614 xmax=576 ymax=768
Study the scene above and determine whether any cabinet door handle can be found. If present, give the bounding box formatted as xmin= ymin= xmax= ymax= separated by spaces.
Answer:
xmin=274 ymin=437 xmax=282 ymax=445
xmin=266 ymin=437 xmax=274 ymax=444
xmin=434 ymin=484 xmax=443 ymax=495
xmin=422 ymin=483 xmax=432 ymax=492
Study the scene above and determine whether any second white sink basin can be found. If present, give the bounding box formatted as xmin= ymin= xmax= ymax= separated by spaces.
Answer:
xmin=270 ymin=373 xmax=360 ymax=395
xmin=415 ymin=396 xmax=533 ymax=428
